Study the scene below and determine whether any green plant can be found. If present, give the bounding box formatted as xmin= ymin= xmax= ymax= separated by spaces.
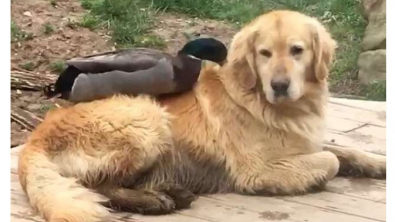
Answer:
xmin=39 ymin=104 xmax=57 ymax=112
xmin=43 ymin=23 xmax=55 ymax=34
xmin=50 ymin=0 xmax=57 ymax=7
xmin=19 ymin=61 xmax=35 ymax=71
xmin=49 ymin=60 xmax=66 ymax=73
xmin=80 ymin=0 xmax=165 ymax=48
xmin=360 ymin=81 xmax=386 ymax=101
xmin=78 ymin=14 xmax=102 ymax=30
xmin=65 ymin=19 xmax=78 ymax=29
xmin=118 ymin=35 xmax=166 ymax=49
xmin=11 ymin=21 xmax=33 ymax=42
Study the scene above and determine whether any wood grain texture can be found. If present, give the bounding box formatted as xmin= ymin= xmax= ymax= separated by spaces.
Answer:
xmin=11 ymin=106 xmax=43 ymax=131
xmin=11 ymin=69 xmax=57 ymax=91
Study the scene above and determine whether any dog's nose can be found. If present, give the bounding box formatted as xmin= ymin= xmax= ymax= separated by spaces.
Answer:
xmin=271 ymin=79 xmax=290 ymax=96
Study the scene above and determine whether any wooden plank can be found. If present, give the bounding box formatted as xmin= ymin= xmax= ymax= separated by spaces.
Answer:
xmin=203 ymin=194 xmax=378 ymax=222
xmin=11 ymin=202 xmax=44 ymax=222
xmin=325 ymin=131 xmax=386 ymax=155
xmin=327 ymin=103 xmax=386 ymax=127
xmin=280 ymin=192 xmax=386 ymax=221
xmin=11 ymin=202 xmax=147 ymax=222
xmin=326 ymin=116 xmax=366 ymax=133
xmin=12 ymin=145 xmax=24 ymax=154
xmin=11 ymin=174 xmax=24 ymax=188
xmin=11 ymin=170 xmax=384 ymax=222
xmin=11 ymin=193 xmax=31 ymax=208
xmin=11 ymin=172 xmax=19 ymax=182
xmin=329 ymin=98 xmax=386 ymax=113
xmin=12 ymin=182 xmax=24 ymax=196
xmin=326 ymin=177 xmax=386 ymax=203
xmin=11 ymin=153 xmax=19 ymax=174
xmin=11 ymin=172 xmax=209 ymax=222
xmin=182 ymin=197 xmax=295 ymax=222
xmin=11 ymin=67 xmax=58 ymax=91
xmin=351 ymin=124 xmax=386 ymax=140
xmin=11 ymin=201 xmax=204 ymax=222
xmin=11 ymin=106 xmax=43 ymax=131
xmin=133 ymin=214 xmax=212 ymax=222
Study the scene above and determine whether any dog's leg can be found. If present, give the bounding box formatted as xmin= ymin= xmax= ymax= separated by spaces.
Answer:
xmin=98 ymin=187 xmax=175 ymax=215
xmin=232 ymin=151 xmax=340 ymax=195
xmin=323 ymin=144 xmax=386 ymax=179
xmin=153 ymin=183 xmax=197 ymax=210
xmin=98 ymin=183 xmax=196 ymax=214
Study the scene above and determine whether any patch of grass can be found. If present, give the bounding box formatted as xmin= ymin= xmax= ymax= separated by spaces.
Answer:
xmin=118 ymin=35 xmax=167 ymax=49
xmin=144 ymin=0 xmax=371 ymax=98
xmin=39 ymin=104 xmax=57 ymax=113
xmin=49 ymin=60 xmax=66 ymax=73
xmin=19 ymin=61 xmax=35 ymax=71
xmin=65 ymin=19 xmax=78 ymax=29
xmin=50 ymin=0 xmax=57 ymax=7
xmin=80 ymin=0 xmax=166 ymax=48
xmin=78 ymin=14 xmax=102 ymax=30
xmin=144 ymin=0 xmax=266 ymax=24
xmin=43 ymin=23 xmax=55 ymax=34
xmin=360 ymin=81 xmax=386 ymax=101
xmin=11 ymin=21 xmax=33 ymax=42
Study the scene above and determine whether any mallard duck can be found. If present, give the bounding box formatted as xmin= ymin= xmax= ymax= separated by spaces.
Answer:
xmin=44 ymin=38 xmax=227 ymax=103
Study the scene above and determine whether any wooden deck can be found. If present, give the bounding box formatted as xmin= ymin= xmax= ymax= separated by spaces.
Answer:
xmin=10 ymin=97 xmax=386 ymax=222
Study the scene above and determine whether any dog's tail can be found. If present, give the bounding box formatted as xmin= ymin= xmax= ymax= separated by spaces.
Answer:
xmin=18 ymin=144 xmax=111 ymax=222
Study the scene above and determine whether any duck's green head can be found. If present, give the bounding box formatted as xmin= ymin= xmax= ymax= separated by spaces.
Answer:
xmin=177 ymin=38 xmax=228 ymax=65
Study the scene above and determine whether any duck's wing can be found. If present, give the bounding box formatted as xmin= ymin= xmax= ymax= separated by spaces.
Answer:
xmin=67 ymin=55 xmax=205 ymax=103
xmin=68 ymin=58 xmax=178 ymax=103
xmin=43 ymin=48 xmax=173 ymax=98
xmin=66 ymin=48 xmax=172 ymax=73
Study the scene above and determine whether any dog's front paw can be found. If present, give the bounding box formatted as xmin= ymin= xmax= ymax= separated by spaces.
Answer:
xmin=258 ymin=170 xmax=331 ymax=196
xmin=337 ymin=151 xmax=386 ymax=179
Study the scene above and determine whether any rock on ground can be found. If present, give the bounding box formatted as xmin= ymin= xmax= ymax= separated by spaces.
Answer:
xmin=361 ymin=0 xmax=386 ymax=51
xmin=357 ymin=49 xmax=386 ymax=84
xmin=358 ymin=0 xmax=386 ymax=84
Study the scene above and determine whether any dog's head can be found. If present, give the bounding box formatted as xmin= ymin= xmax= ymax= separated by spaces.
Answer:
xmin=226 ymin=10 xmax=337 ymax=105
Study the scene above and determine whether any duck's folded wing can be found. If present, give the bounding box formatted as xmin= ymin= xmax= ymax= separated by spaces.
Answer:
xmin=66 ymin=48 xmax=171 ymax=73
xmin=68 ymin=58 xmax=177 ymax=103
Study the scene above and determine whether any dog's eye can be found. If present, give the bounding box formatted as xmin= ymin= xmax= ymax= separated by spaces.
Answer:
xmin=259 ymin=49 xmax=272 ymax=58
xmin=290 ymin=45 xmax=303 ymax=55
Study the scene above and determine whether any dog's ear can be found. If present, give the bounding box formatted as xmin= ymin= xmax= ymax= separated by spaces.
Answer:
xmin=227 ymin=27 xmax=259 ymax=90
xmin=309 ymin=21 xmax=337 ymax=81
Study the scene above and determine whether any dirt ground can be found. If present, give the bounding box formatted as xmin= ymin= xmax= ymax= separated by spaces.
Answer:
xmin=152 ymin=13 xmax=237 ymax=54
xmin=10 ymin=0 xmax=237 ymax=147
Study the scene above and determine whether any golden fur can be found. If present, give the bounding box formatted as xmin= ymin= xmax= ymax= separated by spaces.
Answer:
xmin=18 ymin=10 xmax=386 ymax=222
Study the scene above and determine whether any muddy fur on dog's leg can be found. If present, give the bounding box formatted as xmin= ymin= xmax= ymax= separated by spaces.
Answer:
xmin=97 ymin=186 xmax=176 ymax=215
xmin=153 ymin=183 xmax=198 ymax=209
xmin=324 ymin=144 xmax=386 ymax=179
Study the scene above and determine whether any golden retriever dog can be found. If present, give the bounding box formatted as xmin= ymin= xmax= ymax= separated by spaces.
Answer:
xmin=18 ymin=10 xmax=386 ymax=222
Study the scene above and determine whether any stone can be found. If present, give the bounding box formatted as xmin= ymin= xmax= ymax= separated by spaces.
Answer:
xmin=27 ymin=104 xmax=42 ymax=110
xmin=357 ymin=49 xmax=386 ymax=84
xmin=362 ymin=0 xmax=384 ymax=19
xmin=23 ymin=11 xmax=32 ymax=17
xmin=361 ymin=0 xmax=386 ymax=51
